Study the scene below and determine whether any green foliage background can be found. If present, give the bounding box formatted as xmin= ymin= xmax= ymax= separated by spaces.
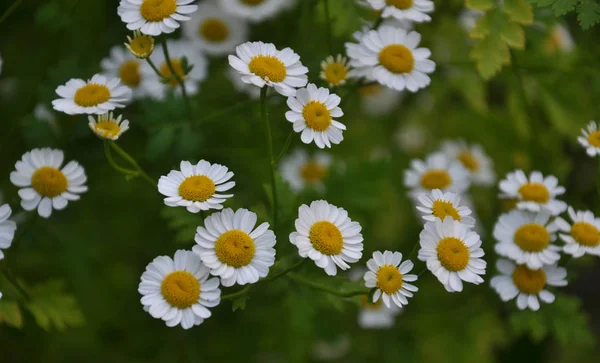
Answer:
xmin=1 ymin=0 xmax=600 ymax=361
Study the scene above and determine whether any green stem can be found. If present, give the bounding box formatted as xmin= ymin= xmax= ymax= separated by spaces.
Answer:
xmin=161 ymin=37 xmax=193 ymax=120
xmin=260 ymin=87 xmax=278 ymax=230
xmin=417 ymin=268 xmax=428 ymax=278
xmin=322 ymin=0 xmax=333 ymax=53
xmin=145 ymin=57 xmax=163 ymax=78
xmin=104 ymin=140 xmax=138 ymax=176
xmin=221 ymin=285 xmax=252 ymax=301
xmin=0 ymin=0 xmax=24 ymax=24
xmin=286 ymin=273 xmax=370 ymax=298
xmin=273 ymin=132 xmax=294 ymax=165
xmin=1 ymin=262 xmax=30 ymax=301
xmin=106 ymin=141 xmax=156 ymax=187
xmin=263 ymin=259 xmax=306 ymax=283
xmin=408 ymin=241 xmax=420 ymax=259
xmin=372 ymin=13 xmax=383 ymax=29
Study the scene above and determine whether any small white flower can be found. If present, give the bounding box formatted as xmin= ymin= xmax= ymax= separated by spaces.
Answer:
xmin=394 ymin=122 xmax=425 ymax=153
xmin=490 ymin=259 xmax=567 ymax=311
xmin=52 ymin=74 xmax=131 ymax=115
xmin=364 ymin=0 xmax=434 ymax=23
xmin=193 ymin=208 xmax=276 ymax=287
xmin=279 ymin=148 xmax=332 ymax=192
xmin=498 ymin=170 xmax=567 ymax=216
xmin=320 ymin=55 xmax=350 ymax=87
xmin=33 ymin=103 xmax=59 ymax=132
xmin=458 ymin=9 xmax=483 ymax=32
xmin=493 ymin=210 xmax=561 ymax=270
xmin=289 ymin=200 xmax=363 ymax=276
xmin=552 ymin=207 xmax=600 ymax=258
xmin=285 ymin=83 xmax=346 ymax=149
xmin=418 ymin=218 xmax=486 ymax=292
xmin=139 ymin=250 xmax=220 ymax=329
xmin=158 ymin=160 xmax=235 ymax=213
xmin=118 ymin=0 xmax=198 ymax=36
xmin=416 ymin=189 xmax=475 ymax=227
xmin=0 ymin=204 xmax=17 ymax=260
xmin=359 ymin=83 xmax=403 ymax=116
xmin=545 ymin=24 xmax=574 ymax=53
xmin=440 ymin=140 xmax=495 ymax=186
xmin=577 ymin=121 xmax=600 ymax=157
xmin=404 ymin=152 xmax=471 ymax=199
xmin=364 ymin=251 xmax=418 ymax=308
xmin=88 ymin=112 xmax=130 ymax=140
xmin=219 ymin=0 xmax=289 ymax=23
xmin=100 ymin=45 xmax=150 ymax=99
xmin=10 ymin=148 xmax=88 ymax=219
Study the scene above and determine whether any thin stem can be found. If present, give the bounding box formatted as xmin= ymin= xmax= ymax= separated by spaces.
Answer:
xmin=260 ymin=87 xmax=278 ymax=230
xmin=273 ymin=132 xmax=294 ymax=165
xmin=104 ymin=140 xmax=138 ymax=176
xmin=161 ymin=37 xmax=193 ymax=120
xmin=417 ymin=268 xmax=428 ymax=277
xmin=372 ymin=13 xmax=383 ymax=29
xmin=322 ymin=0 xmax=333 ymax=54
xmin=145 ymin=57 xmax=163 ymax=78
xmin=107 ymin=141 xmax=156 ymax=187
xmin=286 ymin=273 xmax=369 ymax=298
xmin=263 ymin=259 xmax=306 ymax=283
xmin=408 ymin=242 xmax=419 ymax=259
xmin=1 ymin=262 xmax=30 ymax=301
xmin=0 ymin=0 xmax=24 ymax=24
xmin=221 ymin=285 xmax=252 ymax=301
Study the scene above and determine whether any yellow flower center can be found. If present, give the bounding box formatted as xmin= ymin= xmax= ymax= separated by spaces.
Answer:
xmin=518 ymin=183 xmax=550 ymax=203
xmin=359 ymin=84 xmax=380 ymax=96
xmin=140 ymin=0 xmax=177 ymax=22
xmin=178 ymin=175 xmax=216 ymax=202
xmin=386 ymin=0 xmax=414 ymax=10
xmin=118 ymin=60 xmax=142 ymax=87
xmin=241 ymin=0 xmax=265 ymax=5
xmin=248 ymin=55 xmax=287 ymax=83
xmin=420 ymin=170 xmax=452 ymax=190
xmin=431 ymin=200 xmax=461 ymax=221
xmin=73 ymin=84 xmax=111 ymax=107
xmin=512 ymin=265 xmax=546 ymax=295
xmin=376 ymin=265 xmax=403 ymax=294
xmin=200 ymin=18 xmax=229 ymax=42
xmin=587 ymin=130 xmax=600 ymax=147
xmin=570 ymin=222 xmax=600 ymax=247
xmin=300 ymin=161 xmax=326 ymax=182
xmin=309 ymin=221 xmax=343 ymax=256
xmin=323 ymin=63 xmax=348 ymax=86
xmin=94 ymin=121 xmax=121 ymax=139
xmin=160 ymin=58 xmax=186 ymax=87
xmin=436 ymin=237 xmax=470 ymax=271
xmin=302 ymin=101 xmax=332 ymax=132
xmin=127 ymin=33 xmax=154 ymax=58
xmin=161 ymin=271 xmax=200 ymax=309
xmin=360 ymin=294 xmax=383 ymax=310
xmin=31 ymin=167 xmax=68 ymax=198
xmin=514 ymin=223 xmax=550 ymax=252
xmin=378 ymin=44 xmax=414 ymax=74
xmin=215 ymin=230 xmax=256 ymax=267
xmin=458 ymin=151 xmax=479 ymax=172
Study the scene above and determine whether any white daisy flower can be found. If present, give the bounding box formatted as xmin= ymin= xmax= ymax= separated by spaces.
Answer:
xmin=52 ymin=74 xmax=132 ymax=115
xmin=320 ymin=55 xmax=350 ymax=87
xmin=458 ymin=9 xmax=483 ymax=32
xmin=285 ymin=83 xmax=346 ymax=149
xmin=545 ymin=24 xmax=574 ymax=53
xmin=279 ymin=148 xmax=332 ymax=192
xmin=364 ymin=0 xmax=434 ymax=23
xmin=498 ymin=170 xmax=567 ymax=216
xmin=440 ymin=140 xmax=495 ymax=186
xmin=117 ymin=0 xmax=198 ymax=36
xmin=33 ymin=103 xmax=59 ymax=132
xmin=359 ymin=83 xmax=403 ymax=116
xmin=394 ymin=122 xmax=426 ymax=153
xmin=493 ymin=209 xmax=561 ymax=270
xmin=416 ymin=189 xmax=475 ymax=227
xmin=158 ymin=160 xmax=235 ymax=213
xmin=10 ymin=148 xmax=87 ymax=219
xmin=404 ymin=152 xmax=471 ymax=199
xmin=358 ymin=295 xmax=402 ymax=329
xmin=219 ymin=0 xmax=289 ymax=23
xmin=139 ymin=250 xmax=220 ymax=329
xmin=552 ymin=207 xmax=600 ymax=258
xmin=100 ymin=45 xmax=150 ymax=99
xmin=577 ymin=121 xmax=600 ymax=157
xmin=289 ymin=200 xmax=363 ymax=276
xmin=228 ymin=41 xmax=309 ymax=97
xmin=88 ymin=112 xmax=130 ymax=140
xmin=182 ymin=0 xmax=249 ymax=56
xmin=418 ymin=218 xmax=486 ymax=292
xmin=364 ymin=251 xmax=418 ymax=308
xmin=490 ymin=259 xmax=567 ymax=311
xmin=193 ymin=208 xmax=276 ymax=287
xmin=0 ymin=204 xmax=16 ymax=260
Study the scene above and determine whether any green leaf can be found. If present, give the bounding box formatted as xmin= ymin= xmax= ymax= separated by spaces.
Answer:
xmin=160 ymin=206 xmax=201 ymax=244
xmin=469 ymin=12 xmax=492 ymax=40
xmin=0 ymin=300 xmax=23 ymax=329
xmin=552 ymin=0 xmax=579 ymax=15
xmin=577 ymin=0 xmax=600 ymax=29
xmin=25 ymin=280 xmax=84 ymax=332
xmin=470 ymin=34 xmax=511 ymax=79
xmin=232 ymin=295 xmax=249 ymax=312
xmin=466 ymin=0 xmax=496 ymax=11
xmin=501 ymin=21 xmax=526 ymax=49
xmin=504 ymin=0 xmax=534 ymax=24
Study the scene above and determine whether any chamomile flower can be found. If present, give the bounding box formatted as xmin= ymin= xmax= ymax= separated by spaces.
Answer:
xmin=117 ymin=0 xmax=198 ymax=36
xmin=279 ymin=148 xmax=332 ymax=192
xmin=498 ymin=170 xmax=567 ymax=216
xmin=544 ymin=24 xmax=574 ymax=54
xmin=33 ymin=103 xmax=58 ymax=132
xmin=490 ymin=259 xmax=567 ymax=311
xmin=88 ymin=112 xmax=130 ymax=140
xmin=101 ymin=45 xmax=149 ymax=99
xmin=553 ymin=207 xmax=600 ymax=258
xmin=219 ymin=0 xmax=289 ymax=23
xmin=493 ymin=210 xmax=560 ymax=270
xmin=416 ymin=189 xmax=475 ymax=227
xmin=0 ymin=204 xmax=16 ymax=260
xmin=440 ymin=140 xmax=495 ymax=186
xmin=139 ymin=250 xmax=220 ymax=329
xmin=395 ymin=123 xmax=426 ymax=153
xmin=577 ymin=121 xmax=600 ymax=157
xmin=182 ymin=0 xmax=249 ymax=56
xmin=364 ymin=0 xmax=434 ymax=23
xmin=229 ymin=41 xmax=309 ymax=97
xmin=289 ymin=200 xmax=363 ymax=276
xmin=320 ymin=55 xmax=350 ymax=87
xmin=404 ymin=152 xmax=471 ymax=199
xmin=226 ymin=67 xmax=260 ymax=99
xmin=359 ymin=83 xmax=403 ymax=116
xmin=10 ymin=148 xmax=87 ymax=219
xmin=364 ymin=251 xmax=418 ymax=308
xmin=418 ymin=218 xmax=486 ymax=292
xmin=459 ymin=9 xmax=483 ymax=32
xmin=158 ymin=160 xmax=235 ymax=213
xmin=52 ymin=74 xmax=132 ymax=115
xmin=358 ymin=295 xmax=402 ymax=329
xmin=285 ymin=83 xmax=346 ymax=149
xmin=193 ymin=208 xmax=276 ymax=287
xmin=124 ymin=30 xmax=155 ymax=59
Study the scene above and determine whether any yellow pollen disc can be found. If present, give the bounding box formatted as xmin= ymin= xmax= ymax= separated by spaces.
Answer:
xmin=127 ymin=34 xmax=154 ymax=58
xmin=95 ymin=121 xmax=121 ymax=139
xmin=420 ymin=170 xmax=452 ymax=190
xmin=360 ymin=294 xmax=383 ymax=310
xmin=140 ymin=0 xmax=177 ymax=22
xmin=161 ymin=271 xmax=200 ymax=309
xmin=178 ymin=175 xmax=216 ymax=202
xmin=119 ymin=60 xmax=142 ymax=87
xmin=248 ymin=55 xmax=287 ymax=83
xmin=378 ymin=44 xmax=414 ymax=74
xmin=200 ymin=18 xmax=229 ymax=42
xmin=376 ymin=265 xmax=403 ymax=294
xmin=303 ymin=101 xmax=332 ymax=132
xmin=518 ymin=183 xmax=550 ymax=203
xmin=587 ymin=130 xmax=600 ymax=147
xmin=436 ymin=237 xmax=470 ymax=272
xmin=309 ymin=221 xmax=343 ymax=256
xmin=502 ymin=198 xmax=519 ymax=212
xmin=324 ymin=63 xmax=348 ymax=86
xmin=359 ymin=84 xmax=379 ymax=96
xmin=160 ymin=58 xmax=186 ymax=87
xmin=31 ymin=167 xmax=68 ymax=198
xmin=74 ymin=84 xmax=111 ymax=107
xmin=300 ymin=161 xmax=326 ymax=182
xmin=512 ymin=265 xmax=546 ymax=294
xmin=215 ymin=230 xmax=256 ymax=267
xmin=432 ymin=200 xmax=461 ymax=221
xmin=386 ymin=0 xmax=414 ymax=10
xmin=514 ymin=223 xmax=550 ymax=252
xmin=241 ymin=0 xmax=265 ymax=5
xmin=458 ymin=151 xmax=479 ymax=172
xmin=570 ymin=222 xmax=600 ymax=247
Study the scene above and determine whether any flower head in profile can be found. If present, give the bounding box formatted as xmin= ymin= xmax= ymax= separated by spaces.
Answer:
xmin=0 ymin=204 xmax=16 ymax=260
xmin=219 ymin=0 xmax=289 ymax=23
xmin=52 ymin=74 xmax=131 ymax=115
xmin=320 ymin=55 xmax=350 ymax=87
xmin=416 ymin=189 xmax=475 ymax=228
xmin=118 ymin=0 xmax=199 ymax=36
xmin=440 ymin=140 xmax=495 ymax=186
xmin=498 ymin=170 xmax=567 ymax=216
xmin=279 ymin=148 xmax=332 ymax=192
xmin=404 ymin=152 xmax=470 ymax=199
xmin=88 ymin=113 xmax=130 ymax=140
xmin=577 ymin=121 xmax=600 ymax=157
xmin=544 ymin=24 xmax=574 ymax=54
xmin=124 ymin=30 xmax=155 ymax=59
xmin=364 ymin=251 xmax=418 ymax=308
xmin=364 ymin=0 xmax=434 ymax=23
xmin=553 ymin=207 xmax=600 ymax=258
